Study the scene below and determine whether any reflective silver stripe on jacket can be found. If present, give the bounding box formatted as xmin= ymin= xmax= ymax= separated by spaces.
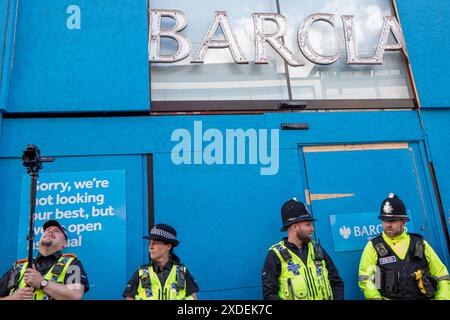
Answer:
xmin=358 ymin=275 xmax=370 ymax=282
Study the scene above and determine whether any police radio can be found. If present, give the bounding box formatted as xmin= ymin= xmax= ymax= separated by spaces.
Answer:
xmin=140 ymin=273 xmax=151 ymax=288
xmin=176 ymin=267 xmax=186 ymax=290
xmin=314 ymin=239 xmax=324 ymax=262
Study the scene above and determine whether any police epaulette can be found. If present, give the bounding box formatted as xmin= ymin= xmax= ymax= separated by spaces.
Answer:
xmin=62 ymin=253 xmax=77 ymax=259
xmin=370 ymin=233 xmax=383 ymax=241
xmin=275 ymin=244 xmax=291 ymax=262
xmin=15 ymin=258 xmax=28 ymax=265
xmin=139 ymin=263 xmax=150 ymax=269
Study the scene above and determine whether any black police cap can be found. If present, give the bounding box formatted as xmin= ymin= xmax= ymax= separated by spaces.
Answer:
xmin=280 ymin=198 xmax=316 ymax=232
xmin=378 ymin=193 xmax=409 ymax=222
xmin=143 ymin=223 xmax=179 ymax=247
xmin=43 ymin=220 xmax=68 ymax=240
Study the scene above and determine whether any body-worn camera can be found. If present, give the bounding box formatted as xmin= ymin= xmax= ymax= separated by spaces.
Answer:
xmin=314 ymin=241 xmax=324 ymax=262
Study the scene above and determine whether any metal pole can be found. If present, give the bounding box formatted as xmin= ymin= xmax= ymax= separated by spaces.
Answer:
xmin=22 ymin=144 xmax=54 ymax=270
xmin=26 ymin=171 xmax=38 ymax=268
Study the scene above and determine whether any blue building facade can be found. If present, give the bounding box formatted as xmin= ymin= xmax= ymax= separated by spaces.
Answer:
xmin=0 ymin=0 xmax=448 ymax=299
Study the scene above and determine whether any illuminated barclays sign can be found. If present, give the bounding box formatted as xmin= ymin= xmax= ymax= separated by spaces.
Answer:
xmin=149 ymin=9 xmax=408 ymax=67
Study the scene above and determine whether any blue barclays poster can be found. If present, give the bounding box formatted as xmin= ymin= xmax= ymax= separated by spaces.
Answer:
xmin=329 ymin=211 xmax=415 ymax=253
xmin=17 ymin=170 xmax=126 ymax=299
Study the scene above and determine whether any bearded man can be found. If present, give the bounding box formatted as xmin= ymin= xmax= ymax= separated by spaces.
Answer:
xmin=262 ymin=198 xmax=344 ymax=300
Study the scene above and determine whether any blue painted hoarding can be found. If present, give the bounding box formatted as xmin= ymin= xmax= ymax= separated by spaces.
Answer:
xmin=7 ymin=0 xmax=149 ymax=112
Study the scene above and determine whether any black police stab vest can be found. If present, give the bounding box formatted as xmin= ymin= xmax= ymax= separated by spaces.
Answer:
xmin=371 ymin=233 xmax=433 ymax=300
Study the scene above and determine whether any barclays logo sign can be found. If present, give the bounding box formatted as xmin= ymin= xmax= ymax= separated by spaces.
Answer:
xmin=339 ymin=226 xmax=351 ymax=239
xmin=330 ymin=212 xmax=414 ymax=252
xmin=338 ymin=224 xmax=384 ymax=240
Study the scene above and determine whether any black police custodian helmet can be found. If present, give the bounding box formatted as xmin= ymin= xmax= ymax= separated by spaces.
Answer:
xmin=378 ymin=193 xmax=409 ymax=222
xmin=143 ymin=223 xmax=179 ymax=247
xmin=280 ymin=198 xmax=316 ymax=232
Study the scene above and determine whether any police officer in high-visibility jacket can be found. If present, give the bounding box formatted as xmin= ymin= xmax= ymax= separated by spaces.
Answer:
xmin=0 ymin=220 xmax=89 ymax=300
xmin=358 ymin=193 xmax=450 ymax=300
xmin=262 ymin=198 xmax=344 ymax=300
xmin=123 ymin=223 xmax=199 ymax=300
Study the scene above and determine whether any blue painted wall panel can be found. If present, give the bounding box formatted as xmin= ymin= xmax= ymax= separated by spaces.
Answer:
xmin=421 ymin=109 xmax=450 ymax=236
xmin=0 ymin=1 xmax=7 ymax=84
xmin=0 ymin=111 xmax=423 ymax=157
xmin=7 ymin=0 xmax=149 ymax=112
xmin=397 ymin=0 xmax=450 ymax=108
xmin=153 ymin=148 xmax=305 ymax=299
xmin=0 ymin=0 xmax=17 ymax=110
xmin=0 ymin=155 xmax=147 ymax=299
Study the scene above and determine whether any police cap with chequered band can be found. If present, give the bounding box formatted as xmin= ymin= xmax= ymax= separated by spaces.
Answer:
xmin=43 ymin=219 xmax=68 ymax=240
xmin=143 ymin=223 xmax=179 ymax=247
xmin=378 ymin=193 xmax=410 ymax=222
xmin=280 ymin=198 xmax=316 ymax=232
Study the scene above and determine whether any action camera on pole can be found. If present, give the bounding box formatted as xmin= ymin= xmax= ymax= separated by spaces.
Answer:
xmin=22 ymin=144 xmax=55 ymax=173
xmin=22 ymin=145 xmax=55 ymax=268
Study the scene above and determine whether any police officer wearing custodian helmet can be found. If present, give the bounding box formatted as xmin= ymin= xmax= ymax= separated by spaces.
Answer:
xmin=358 ymin=193 xmax=450 ymax=300
xmin=123 ymin=223 xmax=199 ymax=300
xmin=262 ymin=198 xmax=344 ymax=300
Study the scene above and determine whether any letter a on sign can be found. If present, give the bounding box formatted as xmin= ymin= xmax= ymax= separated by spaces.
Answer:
xmin=342 ymin=15 xmax=408 ymax=64
xmin=192 ymin=11 xmax=248 ymax=64
xmin=66 ymin=5 xmax=81 ymax=30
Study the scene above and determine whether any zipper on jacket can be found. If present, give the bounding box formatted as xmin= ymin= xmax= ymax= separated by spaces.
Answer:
xmin=305 ymin=267 xmax=316 ymax=299
xmin=308 ymin=266 xmax=319 ymax=298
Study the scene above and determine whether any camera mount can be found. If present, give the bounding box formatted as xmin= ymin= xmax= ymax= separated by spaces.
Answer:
xmin=22 ymin=144 xmax=55 ymax=175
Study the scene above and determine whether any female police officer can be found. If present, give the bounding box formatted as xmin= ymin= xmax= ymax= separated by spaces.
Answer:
xmin=123 ymin=223 xmax=199 ymax=300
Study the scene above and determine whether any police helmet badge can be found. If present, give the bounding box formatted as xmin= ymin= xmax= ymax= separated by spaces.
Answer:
xmin=383 ymin=201 xmax=393 ymax=214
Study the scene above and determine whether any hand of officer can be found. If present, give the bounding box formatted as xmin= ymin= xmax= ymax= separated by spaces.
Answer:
xmin=10 ymin=287 xmax=34 ymax=300
xmin=23 ymin=265 xmax=43 ymax=289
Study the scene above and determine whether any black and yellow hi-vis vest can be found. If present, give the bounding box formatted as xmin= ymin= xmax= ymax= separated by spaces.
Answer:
xmin=371 ymin=233 xmax=437 ymax=299
xmin=8 ymin=254 xmax=76 ymax=300
xmin=135 ymin=263 xmax=193 ymax=300
xmin=270 ymin=241 xmax=333 ymax=300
